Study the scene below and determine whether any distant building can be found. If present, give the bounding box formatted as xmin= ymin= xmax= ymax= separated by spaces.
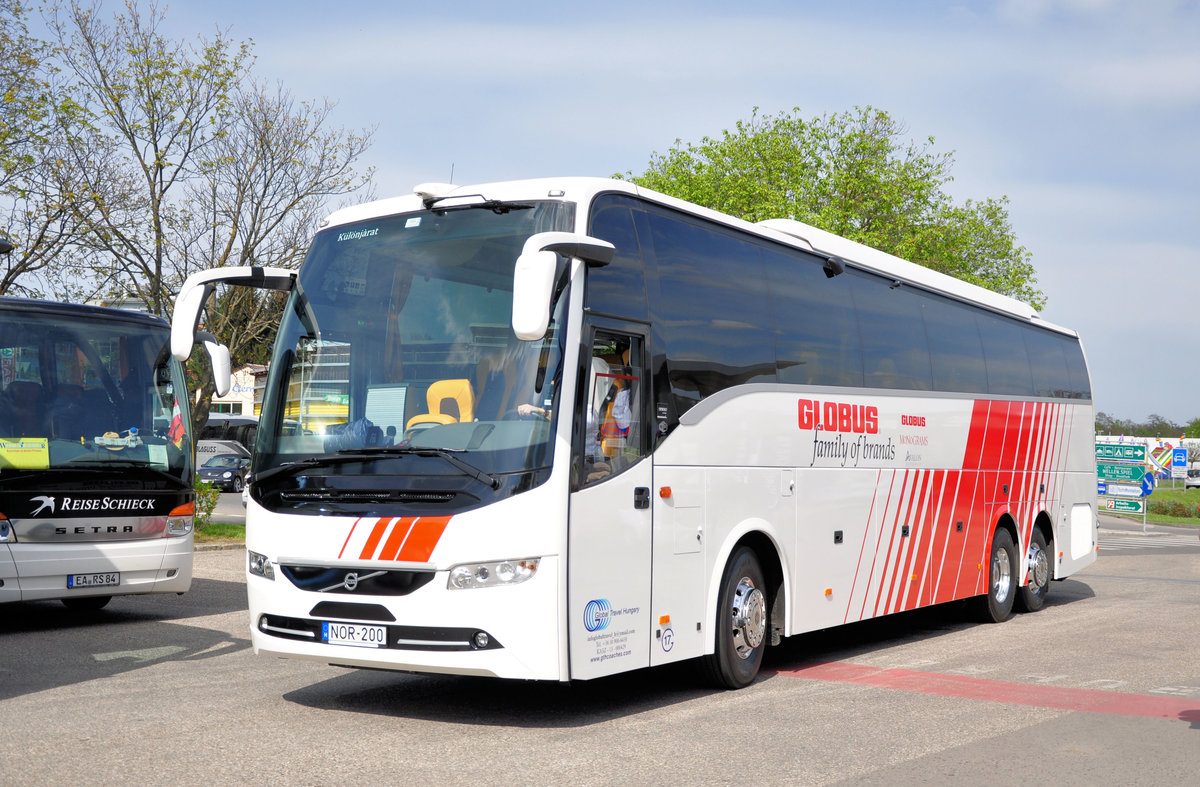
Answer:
xmin=211 ymin=364 xmax=266 ymax=416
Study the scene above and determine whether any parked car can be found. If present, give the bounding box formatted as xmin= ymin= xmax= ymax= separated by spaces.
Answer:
xmin=198 ymin=453 xmax=250 ymax=492
xmin=1186 ymin=469 xmax=1200 ymax=490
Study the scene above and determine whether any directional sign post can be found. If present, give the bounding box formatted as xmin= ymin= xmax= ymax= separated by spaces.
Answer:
xmin=1096 ymin=443 xmax=1147 ymax=462
xmin=1097 ymin=462 xmax=1147 ymax=483
xmin=1096 ymin=442 xmax=1150 ymax=531
xmin=1105 ymin=498 xmax=1145 ymax=514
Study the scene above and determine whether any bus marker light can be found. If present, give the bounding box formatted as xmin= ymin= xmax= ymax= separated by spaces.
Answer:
xmin=659 ymin=486 xmax=672 ymax=499
xmin=659 ymin=615 xmax=670 ymax=625
xmin=824 ymin=588 xmax=832 ymax=597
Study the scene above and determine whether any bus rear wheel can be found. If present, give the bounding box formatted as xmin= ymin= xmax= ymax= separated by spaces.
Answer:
xmin=62 ymin=595 xmax=112 ymax=612
xmin=1017 ymin=529 xmax=1051 ymax=613
xmin=976 ymin=528 xmax=1017 ymax=623
xmin=701 ymin=547 xmax=767 ymax=689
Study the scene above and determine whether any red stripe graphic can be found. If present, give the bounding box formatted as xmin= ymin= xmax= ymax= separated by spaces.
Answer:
xmin=338 ymin=515 xmax=453 ymax=562
xmin=779 ymin=662 xmax=1200 ymax=722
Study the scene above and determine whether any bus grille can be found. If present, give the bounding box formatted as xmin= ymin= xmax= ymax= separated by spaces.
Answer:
xmin=279 ymin=565 xmax=435 ymax=596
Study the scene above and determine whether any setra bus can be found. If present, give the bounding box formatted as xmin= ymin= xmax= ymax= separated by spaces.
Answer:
xmin=172 ymin=178 xmax=1097 ymax=688
xmin=0 ymin=298 xmax=200 ymax=610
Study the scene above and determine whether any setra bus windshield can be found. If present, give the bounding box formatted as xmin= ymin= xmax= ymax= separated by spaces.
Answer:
xmin=0 ymin=303 xmax=192 ymax=486
xmin=253 ymin=200 xmax=575 ymax=513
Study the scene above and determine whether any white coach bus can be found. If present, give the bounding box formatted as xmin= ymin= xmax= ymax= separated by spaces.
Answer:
xmin=172 ymin=178 xmax=1097 ymax=688
xmin=0 ymin=298 xmax=198 ymax=610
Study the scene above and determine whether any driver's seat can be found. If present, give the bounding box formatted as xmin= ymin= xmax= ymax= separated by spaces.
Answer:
xmin=406 ymin=379 xmax=475 ymax=431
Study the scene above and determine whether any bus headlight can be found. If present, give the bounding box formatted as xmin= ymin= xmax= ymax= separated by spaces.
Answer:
xmin=166 ymin=502 xmax=194 ymax=536
xmin=448 ymin=558 xmax=539 ymax=590
xmin=0 ymin=517 xmax=13 ymax=543
xmin=248 ymin=550 xmax=275 ymax=580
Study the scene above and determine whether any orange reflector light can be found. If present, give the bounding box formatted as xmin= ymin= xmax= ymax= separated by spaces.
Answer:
xmin=824 ymin=588 xmax=832 ymax=597
xmin=659 ymin=615 xmax=670 ymax=625
xmin=659 ymin=486 xmax=672 ymax=499
xmin=169 ymin=501 xmax=195 ymax=517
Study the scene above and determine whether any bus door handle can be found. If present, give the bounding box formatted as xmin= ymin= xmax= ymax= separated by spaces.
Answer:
xmin=634 ymin=487 xmax=650 ymax=510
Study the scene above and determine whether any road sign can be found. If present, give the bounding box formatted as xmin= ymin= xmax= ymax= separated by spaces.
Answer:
xmin=1171 ymin=448 xmax=1188 ymax=479
xmin=1096 ymin=462 xmax=1146 ymax=482
xmin=1105 ymin=484 xmax=1144 ymax=498
xmin=1142 ymin=473 xmax=1156 ymax=497
xmin=1096 ymin=443 xmax=1147 ymax=462
xmin=1105 ymin=498 xmax=1145 ymax=514
xmin=1097 ymin=481 xmax=1107 ymax=495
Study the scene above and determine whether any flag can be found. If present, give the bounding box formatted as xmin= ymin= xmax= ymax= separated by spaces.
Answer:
xmin=168 ymin=400 xmax=185 ymax=449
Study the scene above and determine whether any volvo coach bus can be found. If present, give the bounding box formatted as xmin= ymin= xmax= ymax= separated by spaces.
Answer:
xmin=0 ymin=298 xmax=196 ymax=610
xmin=172 ymin=177 xmax=1097 ymax=688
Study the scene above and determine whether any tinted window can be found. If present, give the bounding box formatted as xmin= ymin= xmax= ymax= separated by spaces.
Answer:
xmin=646 ymin=208 xmax=775 ymax=414
xmin=586 ymin=195 xmax=649 ymax=321
xmin=849 ymin=272 xmax=932 ymax=391
xmin=978 ymin=312 xmax=1034 ymax=395
xmin=1024 ymin=327 xmax=1072 ymax=398
xmin=1062 ymin=336 xmax=1091 ymax=398
xmin=763 ymin=247 xmax=863 ymax=387
xmin=922 ymin=294 xmax=988 ymax=394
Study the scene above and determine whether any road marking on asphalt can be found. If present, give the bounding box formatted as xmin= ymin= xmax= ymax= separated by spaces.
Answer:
xmin=93 ymin=646 xmax=187 ymax=663
xmin=777 ymin=662 xmax=1200 ymax=722
xmin=1099 ymin=535 xmax=1200 ymax=551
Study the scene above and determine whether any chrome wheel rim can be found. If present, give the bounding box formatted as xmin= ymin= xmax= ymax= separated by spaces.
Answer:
xmin=992 ymin=547 xmax=1012 ymax=604
xmin=1027 ymin=543 xmax=1049 ymax=591
xmin=730 ymin=576 xmax=766 ymax=659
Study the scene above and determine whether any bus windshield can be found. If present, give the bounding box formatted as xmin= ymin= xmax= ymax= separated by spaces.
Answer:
xmin=0 ymin=305 xmax=191 ymax=485
xmin=254 ymin=200 xmax=575 ymax=503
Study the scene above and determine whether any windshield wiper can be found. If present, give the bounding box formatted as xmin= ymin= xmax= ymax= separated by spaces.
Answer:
xmin=251 ymin=447 xmax=500 ymax=490
xmin=422 ymin=193 xmax=534 ymax=215
xmin=31 ymin=462 xmax=186 ymax=486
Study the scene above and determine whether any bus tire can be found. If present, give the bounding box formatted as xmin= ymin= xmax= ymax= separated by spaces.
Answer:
xmin=701 ymin=546 xmax=767 ymax=689
xmin=1016 ymin=529 xmax=1051 ymax=613
xmin=976 ymin=528 xmax=1017 ymax=623
xmin=62 ymin=595 xmax=112 ymax=612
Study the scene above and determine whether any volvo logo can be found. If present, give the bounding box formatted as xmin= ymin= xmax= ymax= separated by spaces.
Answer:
xmin=343 ymin=572 xmax=359 ymax=592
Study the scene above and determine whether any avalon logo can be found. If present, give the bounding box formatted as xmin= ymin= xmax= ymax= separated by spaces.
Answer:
xmin=30 ymin=496 xmax=55 ymax=516
xmin=584 ymin=598 xmax=612 ymax=632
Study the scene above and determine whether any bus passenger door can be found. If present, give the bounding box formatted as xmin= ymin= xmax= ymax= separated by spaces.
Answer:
xmin=567 ymin=328 xmax=653 ymax=680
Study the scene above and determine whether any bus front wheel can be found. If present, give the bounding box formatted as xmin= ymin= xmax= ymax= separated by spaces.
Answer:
xmin=976 ymin=528 xmax=1017 ymax=623
xmin=701 ymin=546 xmax=767 ymax=689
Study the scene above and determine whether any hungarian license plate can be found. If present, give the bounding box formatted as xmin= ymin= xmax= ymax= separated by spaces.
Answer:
xmin=67 ymin=572 xmax=120 ymax=589
xmin=321 ymin=621 xmax=386 ymax=648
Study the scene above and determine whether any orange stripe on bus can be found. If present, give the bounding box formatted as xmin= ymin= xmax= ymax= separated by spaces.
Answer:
xmin=378 ymin=517 xmax=417 ymax=561
xmin=398 ymin=516 xmax=451 ymax=562
xmin=358 ymin=517 xmax=396 ymax=560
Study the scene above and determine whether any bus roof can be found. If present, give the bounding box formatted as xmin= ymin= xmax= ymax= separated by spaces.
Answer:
xmin=0 ymin=296 xmax=170 ymax=329
xmin=319 ymin=177 xmax=1072 ymax=335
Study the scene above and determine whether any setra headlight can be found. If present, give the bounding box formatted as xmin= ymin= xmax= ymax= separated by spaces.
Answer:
xmin=447 ymin=558 xmax=539 ymax=590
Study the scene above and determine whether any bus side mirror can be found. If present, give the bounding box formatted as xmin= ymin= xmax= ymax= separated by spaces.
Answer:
xmin=197 ymin=332 xmax=231 ymax=397
xmin=171 ymin=265 xmax=297 ymax=361
xmin=511 ymin=232 xmax=615 ymax=341
xmin=512 ymin=250 xmax=559 ymax=341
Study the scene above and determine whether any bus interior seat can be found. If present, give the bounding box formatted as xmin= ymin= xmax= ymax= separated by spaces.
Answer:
xmin=47 ymin=383 xmax=86 ymax=439
xmin=406 ymin=378 xmax=475 ymax=431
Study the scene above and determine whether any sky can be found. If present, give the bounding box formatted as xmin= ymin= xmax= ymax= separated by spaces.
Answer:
xmin=150 ymin=0 xmax=1198 ymax=423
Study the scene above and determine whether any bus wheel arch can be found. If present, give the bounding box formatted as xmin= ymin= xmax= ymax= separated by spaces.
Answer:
xmin=1016 ymin=514 xmax=1053 ymax=613
xmin=701 ymin=529 xmax=786 ymax=689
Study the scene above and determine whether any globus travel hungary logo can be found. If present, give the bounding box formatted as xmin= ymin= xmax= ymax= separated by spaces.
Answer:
xmin=584 ymin=599 xmax=612 ymax=632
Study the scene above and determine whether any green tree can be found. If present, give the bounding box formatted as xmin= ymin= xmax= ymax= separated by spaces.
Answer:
xmin=36 ymin=0 xmax=373 ymax=429
xmin=630 ymin=106 xmax=1044 ymax=309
